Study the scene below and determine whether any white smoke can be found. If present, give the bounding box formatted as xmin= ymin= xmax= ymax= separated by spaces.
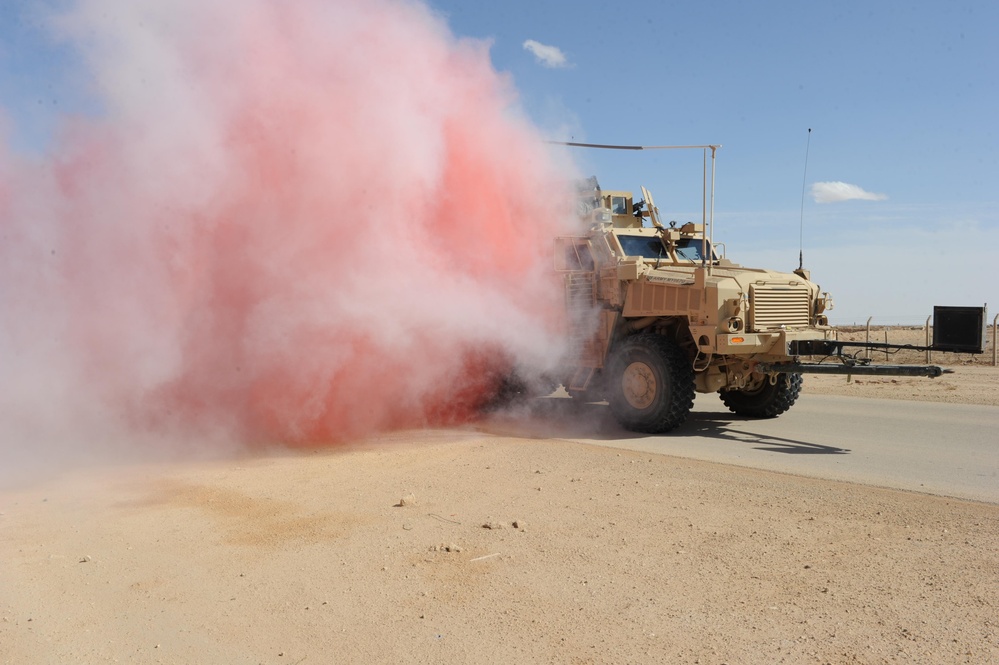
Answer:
xmin=0 ymin=0 xmax=581 ymax=484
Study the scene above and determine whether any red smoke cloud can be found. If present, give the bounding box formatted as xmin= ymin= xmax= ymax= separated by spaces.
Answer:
xmin=0 ymin=0 xmax=577 ymax=470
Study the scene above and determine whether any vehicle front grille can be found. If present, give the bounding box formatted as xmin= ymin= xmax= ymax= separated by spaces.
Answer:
xmin=750 ymin=285 xmax=811 ymax=331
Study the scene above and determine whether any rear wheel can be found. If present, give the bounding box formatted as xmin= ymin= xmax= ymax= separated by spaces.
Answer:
xmin=720 ymin=372 xmax=803 ymax=418
xmin=606 ymin=335 xmax=695 ymax=433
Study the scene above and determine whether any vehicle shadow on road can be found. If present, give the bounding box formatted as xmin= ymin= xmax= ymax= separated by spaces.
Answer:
xmin=481 ymin=396 xmax=850 ymax=456
xmin=683 ymin=411 xmax=851 ymax=455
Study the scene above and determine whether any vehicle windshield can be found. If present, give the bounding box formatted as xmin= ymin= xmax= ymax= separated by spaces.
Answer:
xmin=675 ymin=238 xmax=715 ymax=261
xmin=618 ymin=234 xmax=715 ymax=261
xmin=618 ymin=234 xmax=666 ymax=259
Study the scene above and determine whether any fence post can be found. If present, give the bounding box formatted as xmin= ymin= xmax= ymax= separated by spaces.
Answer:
xmin=865 ymin=316 xmax=872 ymax=360
xmin=925 ymin=315 xmax=932 ymax=363
xmin=993 ymin=312 xmax=998 ymax=367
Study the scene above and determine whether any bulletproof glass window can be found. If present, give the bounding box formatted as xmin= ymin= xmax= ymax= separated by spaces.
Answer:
xmin=618 ymin=235 xmax=666 ymax=259
xmin=676 ymin=238 xmax=715 ymax=261
xmin=555 ymin=239 xmax=595 ymax=271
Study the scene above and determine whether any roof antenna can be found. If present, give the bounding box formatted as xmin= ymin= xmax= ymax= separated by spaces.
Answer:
xmin=798 ymin=128 xmax=812 ymax=273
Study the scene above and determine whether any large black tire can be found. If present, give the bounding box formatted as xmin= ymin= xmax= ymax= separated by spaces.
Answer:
xmin=719 ymin=372 xmax=803 ymax=418
xmin=605 ymin=335 xmax=695 ymax=433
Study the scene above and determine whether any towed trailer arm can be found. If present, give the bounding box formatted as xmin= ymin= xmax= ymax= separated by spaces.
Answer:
xmin=756 ymin=338 xmax=960 ymax=378
xmin=757 ymin=360 xmax=951 ymax=378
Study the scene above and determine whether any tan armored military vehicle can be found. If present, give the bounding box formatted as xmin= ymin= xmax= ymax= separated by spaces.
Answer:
xmin=553 ymin=161 xmax=980 ymax=434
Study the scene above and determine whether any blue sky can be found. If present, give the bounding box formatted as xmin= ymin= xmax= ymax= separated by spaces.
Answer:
xmin=2 ymin=0 xmax=997 ymax=324
xmin=430 ymin=0 xmax=998 ymax=324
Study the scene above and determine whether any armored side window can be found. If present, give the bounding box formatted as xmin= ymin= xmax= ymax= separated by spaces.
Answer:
xmin=554 ymin=238 xmax=595 ymax=272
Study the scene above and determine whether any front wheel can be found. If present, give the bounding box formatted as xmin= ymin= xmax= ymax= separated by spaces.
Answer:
xmin=606 ymin=335 xmax=695 ymax=433
xmin=720 ymin=372 xmax=803 ymax=418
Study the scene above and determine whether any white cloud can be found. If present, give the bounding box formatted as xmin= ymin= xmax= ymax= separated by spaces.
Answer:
xmin=811 ymin=181 xmax=888 ymax=203
xmin=522 ymin=39 xmax=569 ymax=68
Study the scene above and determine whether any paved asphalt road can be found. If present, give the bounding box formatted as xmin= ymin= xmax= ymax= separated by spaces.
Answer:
xmin=531 ymin=394 xmax=999 ymax=504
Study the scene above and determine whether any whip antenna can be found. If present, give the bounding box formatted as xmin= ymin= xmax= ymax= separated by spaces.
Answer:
xmin=798 ymin=128 xmax=812 ymax=271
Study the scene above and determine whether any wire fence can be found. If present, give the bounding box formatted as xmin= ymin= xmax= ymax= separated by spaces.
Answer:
xmin=831 ymin=312 xmax=998 ymax=366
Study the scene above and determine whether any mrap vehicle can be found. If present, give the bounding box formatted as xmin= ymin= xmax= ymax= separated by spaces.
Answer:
xmin=553 ymin=148 xmax=985 ymax=434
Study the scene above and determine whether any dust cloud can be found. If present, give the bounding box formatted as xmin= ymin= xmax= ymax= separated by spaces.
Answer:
xmin=0 ymin=0 xmax=580 ymax=480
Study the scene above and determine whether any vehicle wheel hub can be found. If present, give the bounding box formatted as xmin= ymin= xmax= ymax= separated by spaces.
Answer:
xmin=621 ymin=362 xmax=657 ymax=409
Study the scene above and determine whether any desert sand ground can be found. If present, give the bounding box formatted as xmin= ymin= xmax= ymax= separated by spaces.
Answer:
xmin=2 ymin=328 xmax=997 ymax=664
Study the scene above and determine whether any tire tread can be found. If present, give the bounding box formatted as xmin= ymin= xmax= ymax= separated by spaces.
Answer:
xmin=607 ymin=334 xmax=695 ymax=433
xmin=720 ymin=373 xmax=803 ymax=418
